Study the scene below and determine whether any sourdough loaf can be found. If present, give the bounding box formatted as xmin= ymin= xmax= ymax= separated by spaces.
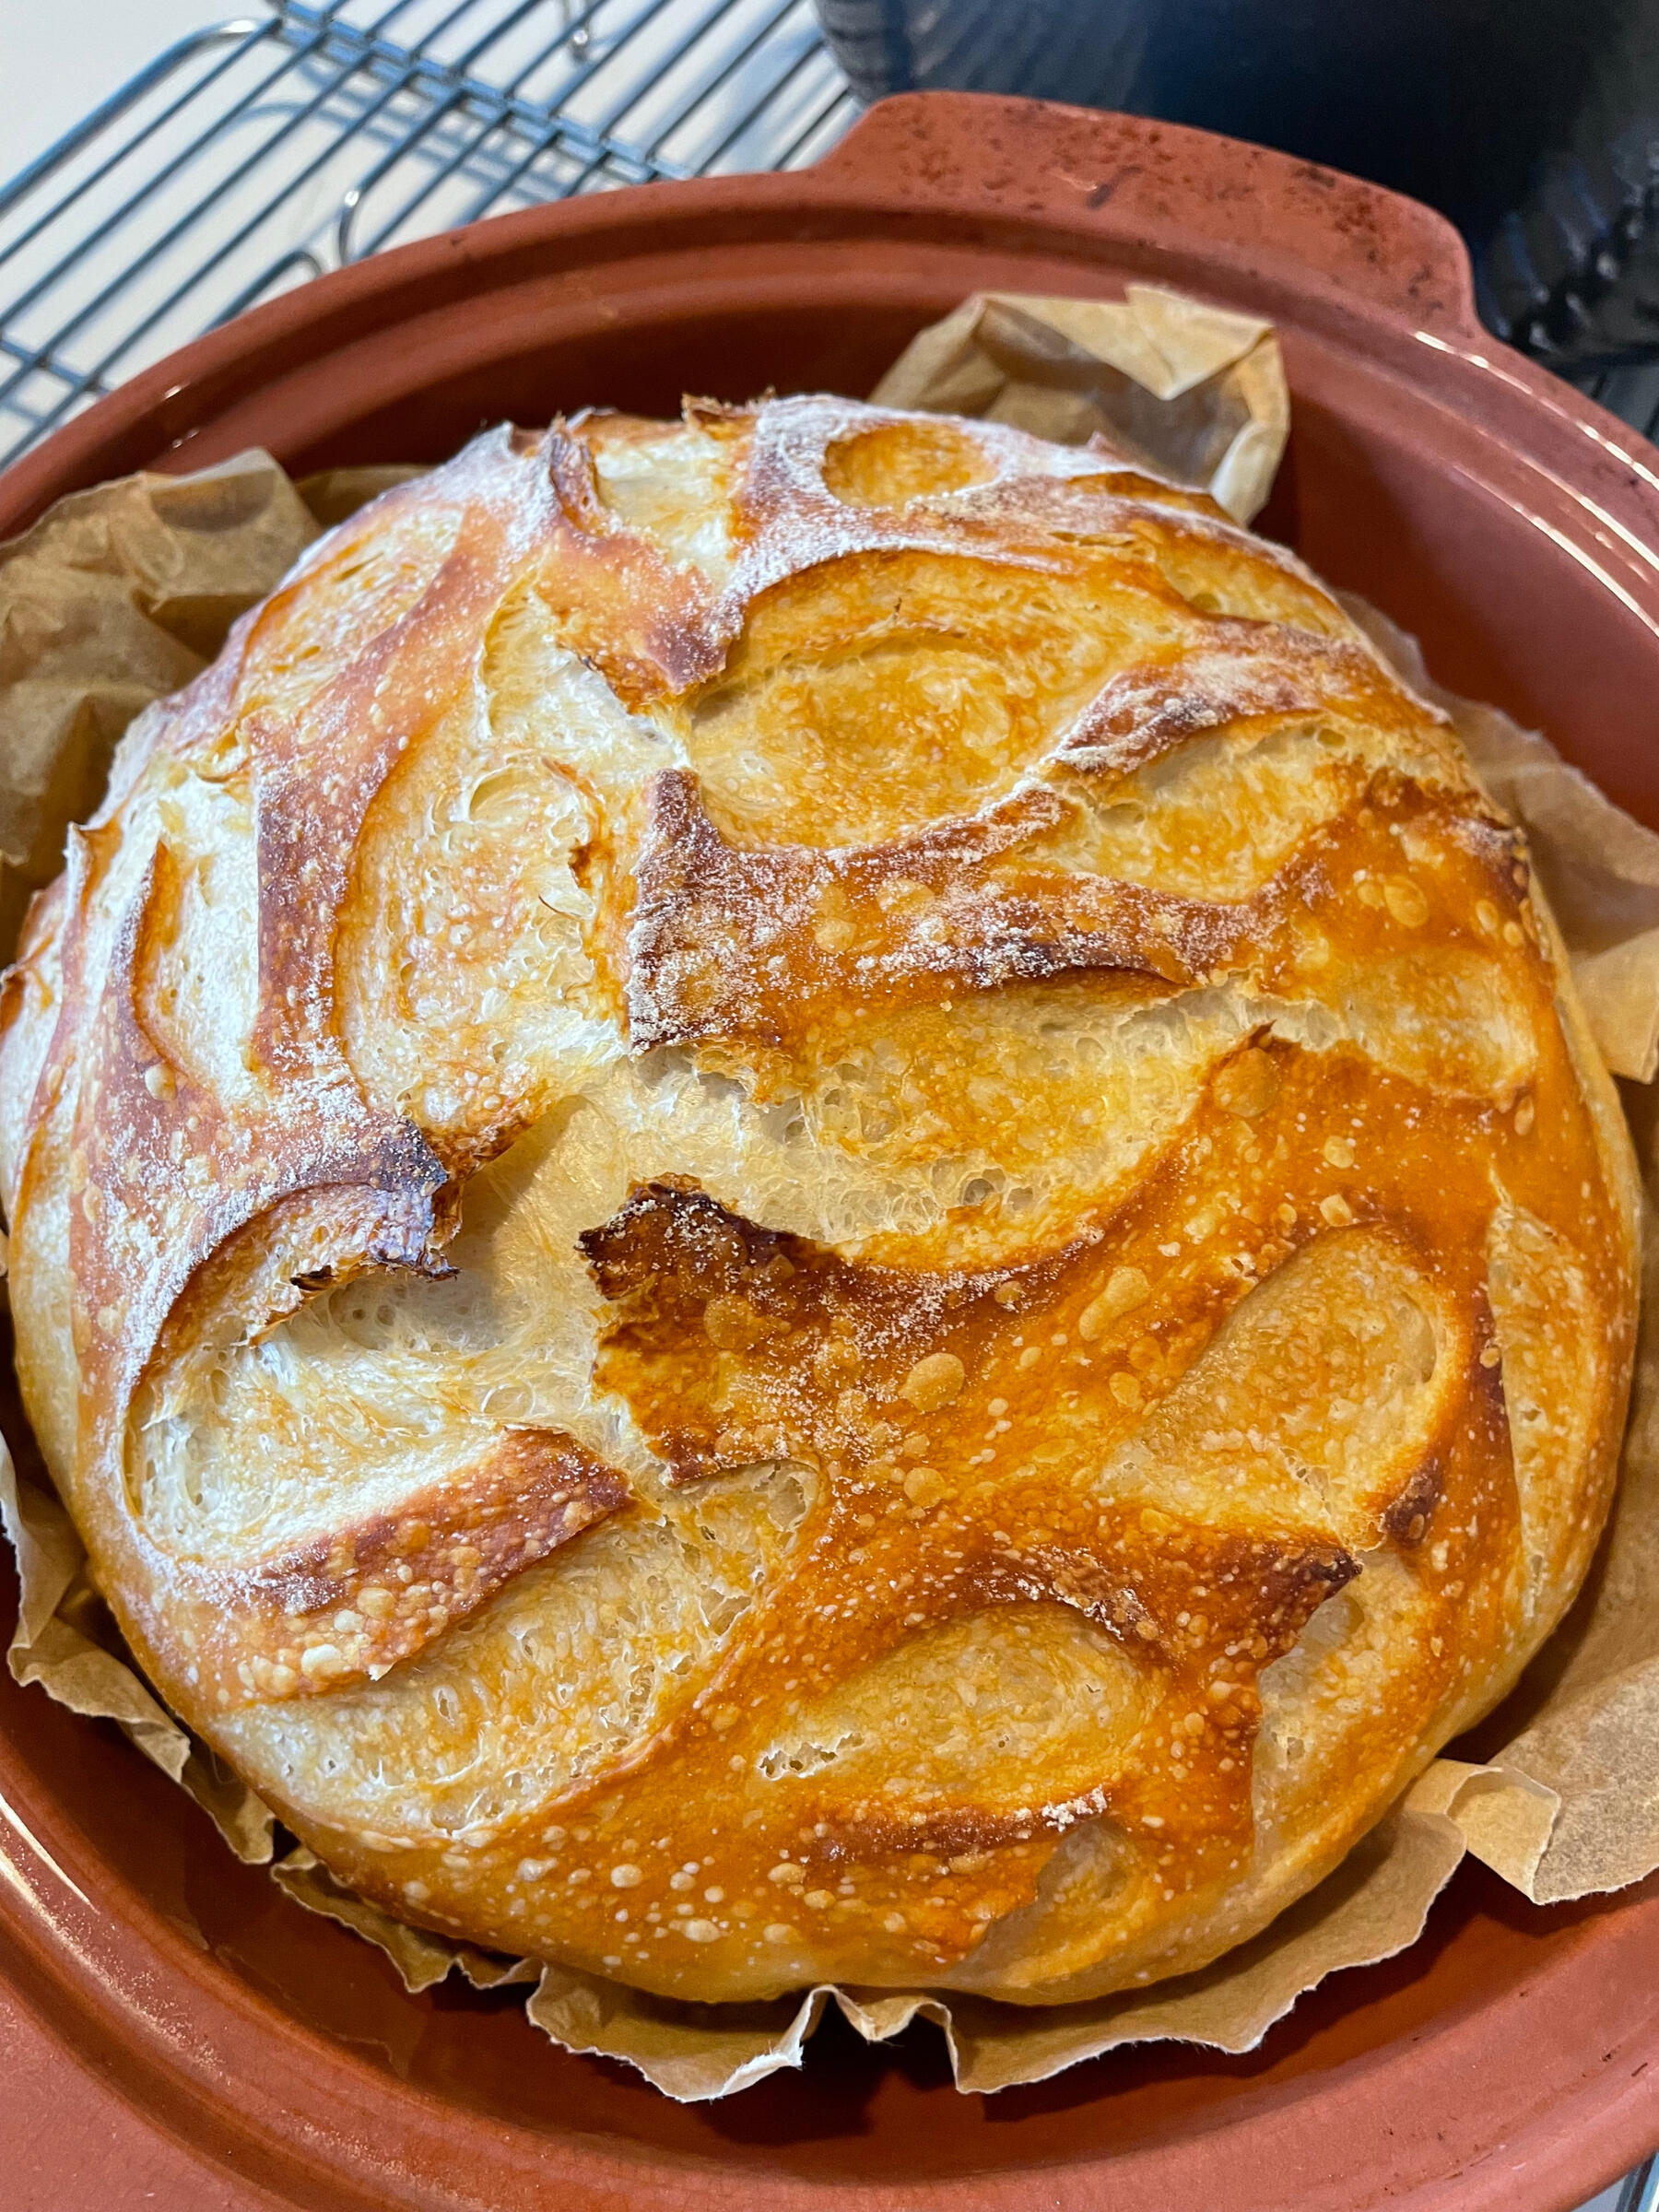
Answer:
xmin=0 ymin=397 xmax=1638 ymax=2002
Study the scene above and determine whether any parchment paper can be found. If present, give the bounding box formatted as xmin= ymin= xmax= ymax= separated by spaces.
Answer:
xmin=3 ymin=288 xmax=1659 ymax=2099
xmin=871 ymin=284 xmax=1290 ymax=524
xmin=0 ymin=1441 xmax=276 ymax=1862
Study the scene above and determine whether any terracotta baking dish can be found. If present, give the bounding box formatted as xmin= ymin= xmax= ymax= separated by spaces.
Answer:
xmin=4 ymin=88 xmax=1659 ymax=2212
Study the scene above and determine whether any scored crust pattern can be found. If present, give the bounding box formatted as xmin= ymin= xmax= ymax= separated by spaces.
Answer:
xmin=0 ymin=396 xmax=1638 ymax=2005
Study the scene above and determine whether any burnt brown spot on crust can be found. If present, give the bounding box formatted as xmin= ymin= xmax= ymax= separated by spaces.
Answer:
xmin=582 ymin=1171 xmax=1070 ymax=1480
xmin=1381 ymin=1454 xmax=1447 ymax=1547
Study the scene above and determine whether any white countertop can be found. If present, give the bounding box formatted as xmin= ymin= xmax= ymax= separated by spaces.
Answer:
xmin=0 ymin=0 xmax=231 ymax=184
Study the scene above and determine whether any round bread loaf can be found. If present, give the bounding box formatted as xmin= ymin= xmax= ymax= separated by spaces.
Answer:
xmin=0 ymin=397 xmax=1639 ymax=2005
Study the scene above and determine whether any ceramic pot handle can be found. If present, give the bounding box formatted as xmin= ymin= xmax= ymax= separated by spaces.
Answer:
xmin=814 ymin=92 xmax=1482 ymax=339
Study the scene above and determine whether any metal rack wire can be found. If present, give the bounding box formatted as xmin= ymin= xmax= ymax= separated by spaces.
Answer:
xmin=0 ymin=0 xmax=858 ymax=468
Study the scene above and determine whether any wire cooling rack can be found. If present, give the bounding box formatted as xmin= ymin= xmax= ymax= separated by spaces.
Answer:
xmin=0 ymin=0 xmax=857 ymax=467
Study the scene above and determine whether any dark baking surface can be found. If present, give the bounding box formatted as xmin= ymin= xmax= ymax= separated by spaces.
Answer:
xmin=4 ymin=91 xmax=1659 ymax=2212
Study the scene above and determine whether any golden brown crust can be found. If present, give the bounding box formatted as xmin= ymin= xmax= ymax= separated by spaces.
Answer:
xmin=188 ymin=1426 xmax=629 ymax=1703
xmin=0 ymin=394 xmax=1637 ymax=2006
